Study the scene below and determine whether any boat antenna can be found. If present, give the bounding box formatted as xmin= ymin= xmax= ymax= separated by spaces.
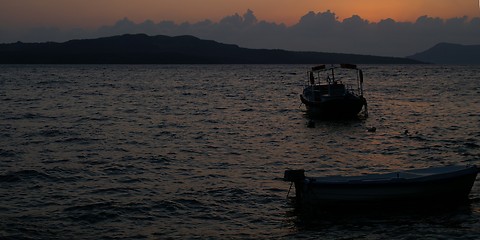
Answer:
xmin=358 ymin=69 xmax=364 ymax=96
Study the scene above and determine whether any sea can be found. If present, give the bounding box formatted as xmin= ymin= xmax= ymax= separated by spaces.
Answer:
xmin=0 ymin=64 xmax=479 ymax=239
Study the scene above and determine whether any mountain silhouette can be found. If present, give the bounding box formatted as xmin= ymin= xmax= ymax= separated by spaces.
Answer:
xmin=408 ymin=43 xmax=480 ymax=64
xmin=0 ymin=34 xmax=421 ymax=64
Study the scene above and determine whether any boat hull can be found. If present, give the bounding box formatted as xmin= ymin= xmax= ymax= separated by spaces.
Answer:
xmin=285 ymin=166 xmax=479 ymax=210
xmin=300 ymin=94 xmax=365 ymax=118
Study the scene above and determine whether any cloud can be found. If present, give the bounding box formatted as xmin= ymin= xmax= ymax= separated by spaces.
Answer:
xmin=1 ymin=10 xmax=479 ymax=57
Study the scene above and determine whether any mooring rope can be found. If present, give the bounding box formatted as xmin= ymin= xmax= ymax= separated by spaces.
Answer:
xmin=286 ymin=181 xmax=293 ymax=199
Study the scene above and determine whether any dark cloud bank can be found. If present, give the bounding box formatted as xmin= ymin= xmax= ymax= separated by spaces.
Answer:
xmin=2 ymin=10 xmax=479 ymax=57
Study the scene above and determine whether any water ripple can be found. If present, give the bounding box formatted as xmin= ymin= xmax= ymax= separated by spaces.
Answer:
xmin=0 ymin=64 xmax=479 ymax=239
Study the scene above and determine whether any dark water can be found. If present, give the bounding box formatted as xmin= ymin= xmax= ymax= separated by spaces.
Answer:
xmin=0 ymin=64 xmax=479 ymax=239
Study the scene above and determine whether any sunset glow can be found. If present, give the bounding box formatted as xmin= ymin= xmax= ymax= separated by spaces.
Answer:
xmin=314 ymin=0 xmax=479 ymax=23
xmin=1 ymin=0 xmax=479 ymax=55
xmin=1 ymin=0 xmax=479 ymax=29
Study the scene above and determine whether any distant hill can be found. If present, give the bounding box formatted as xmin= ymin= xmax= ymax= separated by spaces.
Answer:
xmin=0 ymin=34 xmax=421 ymax=64
xmin=408 ymin=43 xmax=480 ymax=64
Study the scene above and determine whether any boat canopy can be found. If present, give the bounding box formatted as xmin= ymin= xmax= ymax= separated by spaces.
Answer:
xmin=311 ymin=65 xmax=326 ymax=71
xmin=311 ymin=64 xmax=358 ymax=72
xmin=309 ymin=64 xmax=362 ymax=83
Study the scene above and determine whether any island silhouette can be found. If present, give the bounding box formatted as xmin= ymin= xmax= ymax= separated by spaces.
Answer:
xmin=0 ymin=34 xmax=423 ymax=64
xmin=408 ymin=42 xmax=480 ymax=64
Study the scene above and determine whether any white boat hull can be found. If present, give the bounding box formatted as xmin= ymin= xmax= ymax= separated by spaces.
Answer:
xmin=285 ymin=165 xmax=479 ymax=209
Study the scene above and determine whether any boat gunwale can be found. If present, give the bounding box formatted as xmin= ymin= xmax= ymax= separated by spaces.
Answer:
xmin=304 ymin=165 xmax=479 ymax=187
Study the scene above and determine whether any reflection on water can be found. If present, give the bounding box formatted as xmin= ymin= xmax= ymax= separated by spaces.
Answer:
xmin=290 ymin=203 xmax=479 ymax=239
xmin=0 ymin=64 xmax=479 ymax=239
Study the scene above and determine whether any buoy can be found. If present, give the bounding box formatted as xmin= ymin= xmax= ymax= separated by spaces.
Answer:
xmin=307 ymin=120 xmax=315 ymax=128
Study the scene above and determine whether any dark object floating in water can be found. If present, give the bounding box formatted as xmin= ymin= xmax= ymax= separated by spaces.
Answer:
xmin=300 ymin=64 xmax=368 ymax=118
xmin=284 ymin=165 xmax=479 ymax=210
xmin=307 ymin=120 xmax=316 ymax=128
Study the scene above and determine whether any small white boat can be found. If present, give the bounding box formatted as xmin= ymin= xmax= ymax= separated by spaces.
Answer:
xmin=284 ymin=165 xmax=479 ymax=209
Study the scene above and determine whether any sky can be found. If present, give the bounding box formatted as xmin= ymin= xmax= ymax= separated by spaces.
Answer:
xmin=1 ymin=0 xmax=479 ymax=56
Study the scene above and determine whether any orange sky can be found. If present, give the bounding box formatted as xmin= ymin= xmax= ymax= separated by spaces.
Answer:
xmin=1 ymin=0 xmax=479 ymax=28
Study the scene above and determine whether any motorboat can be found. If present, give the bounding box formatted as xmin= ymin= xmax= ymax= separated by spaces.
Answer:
xmin=284 ymin=165 xmax=479 ymax=210
xmin=300 ymin=64 xmax=367 ymax=118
